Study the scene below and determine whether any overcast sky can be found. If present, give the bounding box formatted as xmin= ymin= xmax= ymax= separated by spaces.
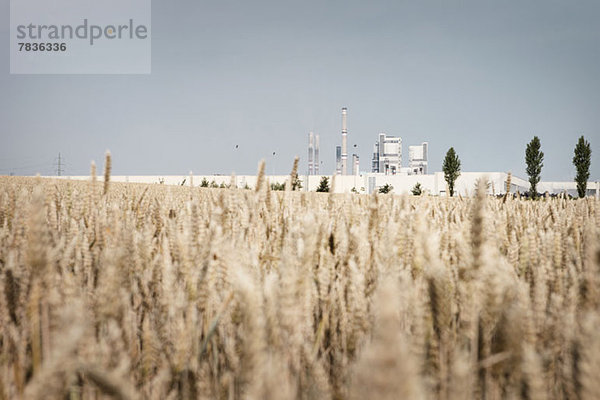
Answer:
xmin=1 ymin=0 xmax=599 ymax=180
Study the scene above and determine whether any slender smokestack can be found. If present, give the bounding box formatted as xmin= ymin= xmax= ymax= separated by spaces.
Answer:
xmin=341 ymin=107 xmax=348 ymax=175
xmin=308 ymin=132 xmax=314 ymax=175
xmin=352 ymin=154 xmax=359 ymax=175
xmin=422 ymin=142 xmax=428 ymax=175
xmin=314 ymin=134 xmax=320 ymax=174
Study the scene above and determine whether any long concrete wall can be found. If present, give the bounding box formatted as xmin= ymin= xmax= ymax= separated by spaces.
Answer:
xmin=45 ymin=173 xmax=600 ymax=197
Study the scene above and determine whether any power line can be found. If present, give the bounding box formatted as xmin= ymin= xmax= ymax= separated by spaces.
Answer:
xmin=0 ymin=154 xmax=68 ymax=176
xmin=0 ymin=160 xmax=54 ymax=173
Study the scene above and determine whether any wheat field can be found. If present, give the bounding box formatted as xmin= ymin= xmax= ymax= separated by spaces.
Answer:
xmin=0 ymin=164 xmax=599 ymax=400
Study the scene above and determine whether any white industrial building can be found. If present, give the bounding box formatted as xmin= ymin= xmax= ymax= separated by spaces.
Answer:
xmin=48 ymin=172 xmax=600 ymax=198
xmin=370 ymin=133 xmax=428 ymax=176
xmin=372 ymin=133 xmax=402 ymax=174
xmin=408 ymin=142 xmax=428 ymax=175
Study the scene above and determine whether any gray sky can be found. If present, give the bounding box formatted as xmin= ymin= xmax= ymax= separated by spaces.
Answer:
xmin=1 ymin=0 xmax=599 ymax=180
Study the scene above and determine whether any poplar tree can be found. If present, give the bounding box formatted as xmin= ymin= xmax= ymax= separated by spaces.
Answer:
xmin=573 ymin=135 xmax=591 ymax=198
xmin=443 ymin=147 xmax=461 ymax=197
xmin=525 ymin=136 xmax=544 ymax=199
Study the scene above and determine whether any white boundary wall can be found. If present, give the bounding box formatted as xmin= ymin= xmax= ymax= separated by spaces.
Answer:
xmin=44 ymin=173 xmax=600 ymax=197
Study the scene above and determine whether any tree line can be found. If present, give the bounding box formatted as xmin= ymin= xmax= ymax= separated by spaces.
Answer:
xmin=442 ymin=135 xmax=593 ymax=198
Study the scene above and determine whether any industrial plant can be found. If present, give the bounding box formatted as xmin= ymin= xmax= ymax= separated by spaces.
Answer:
xmin=325 ymin=107 xmax=430 ymax=176
xmin=297 ymin=106 xmax=598 ymax=196
xmin=45 ymin=106 xmax=599 ymax=198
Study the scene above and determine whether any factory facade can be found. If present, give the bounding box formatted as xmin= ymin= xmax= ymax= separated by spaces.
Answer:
xmin=51 ymin=173 xmax=600 ymax=198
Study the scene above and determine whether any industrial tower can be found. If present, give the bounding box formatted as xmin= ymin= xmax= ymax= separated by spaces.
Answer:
xmin=341 ymin=107 xmax=348 ymax=175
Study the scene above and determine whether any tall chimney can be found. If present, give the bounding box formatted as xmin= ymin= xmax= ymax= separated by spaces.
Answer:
xmin=422 ymin=142 xmax=428 ymax=175
xmin=352 ymin=154 xmax=359 ymax=175
xmin=341 ymin=107 xmax=348 ymax=175
xmin=308 ymin=132 xmax=314 ymax=175
xmin=314 ymin=134 xmax=320 ymax=174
